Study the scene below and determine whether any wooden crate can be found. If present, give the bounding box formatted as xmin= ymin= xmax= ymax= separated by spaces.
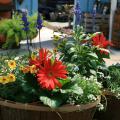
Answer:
xmin=83 ymin=13 xmax=109 ymax=33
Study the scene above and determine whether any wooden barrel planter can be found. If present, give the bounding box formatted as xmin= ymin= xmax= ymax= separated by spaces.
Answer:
xmin=0 ymin=11 xmax=11 ymax=19
xmin=94 ymin=90 xmax=120 ymax=120
xmin=0 ymin=35 xmax=20 ymax=49
xmin=0 ymin=97 xmax=100 ymax=120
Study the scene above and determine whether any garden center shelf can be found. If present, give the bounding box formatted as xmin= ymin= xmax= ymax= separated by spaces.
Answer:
xmin=112 ymin=8 xmax=120 ymax=49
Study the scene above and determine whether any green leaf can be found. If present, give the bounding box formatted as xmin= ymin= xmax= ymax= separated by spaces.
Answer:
xmin=89 ymin=60 xmax=97 ymax=69
xmin=88 ymin=53 xmax=98 ymax=59
xmin=71 ymin=54 xmax=78 ymax=61
xmin=62 ymin=83 xmax=83 ymax=95
xmin=40 ymin=95 xmax=63 ymax=108
xmin=90 ymin=70 xmax=97 ymax=75
xmin=69 ymin=47 xmax=76 ymax=54
xmin=15 ymin=34 xmax=19 ymax=46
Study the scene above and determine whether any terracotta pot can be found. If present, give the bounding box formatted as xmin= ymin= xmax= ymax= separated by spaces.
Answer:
xmin=0 ymin=97 xmax=100 ymax=120
xmin=0 ymin=11 xmax=11 ymax=19
xmin=0 ymin=0 xmax=12 ymax=5
xmin=94 ymin=90 xmax=120 ymax=120
xmin=0 ymin=34 xmax=6 ymax=48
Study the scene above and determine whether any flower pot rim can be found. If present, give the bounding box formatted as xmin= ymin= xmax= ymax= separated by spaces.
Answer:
xmin=0 ymin=96 xmax=100 ymax=113
xmin=102 ymin=89 xmax=117 ymax=96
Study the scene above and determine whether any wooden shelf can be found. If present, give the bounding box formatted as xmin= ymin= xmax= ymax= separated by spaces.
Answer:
xmin=112 ymin=8 xmax=120 ymax=48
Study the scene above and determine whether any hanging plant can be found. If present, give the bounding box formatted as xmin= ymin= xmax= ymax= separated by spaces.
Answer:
xmin=18 ymin=0 xmax=24 ymax=5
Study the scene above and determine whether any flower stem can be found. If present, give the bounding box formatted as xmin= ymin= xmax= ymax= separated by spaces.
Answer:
xmin=26 ymin=32 xmax=31 ymax=56
xmin=39 ymin=30 xmax=41 ymax=48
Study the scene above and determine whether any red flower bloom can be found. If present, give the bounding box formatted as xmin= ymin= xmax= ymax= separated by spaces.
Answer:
xmin=30 ymin=48 xmax=51 ymax=68
xmin=29 ymin=57 xmax=40 ymax=68
xmin=100 ymin=50 xmax=109 ymax=55
xmin=37 ymin=59 xmax=67 ymax=90
xmin=92 ymin=33 xmax=113 ymax=48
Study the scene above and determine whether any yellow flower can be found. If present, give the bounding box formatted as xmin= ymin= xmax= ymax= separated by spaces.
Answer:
xmin=30 ymin=65 xmax=37 ymax=74
xmin=0 ymin=76 xmax=9 ymax=84
xmin=7 ymin=73 xmax=16 ymax=82
xmin=8 ymin=60 xmax=16 ymax=70
xmin=31 ymin=53 xmax=36 ymax=60
xmin=53 ymin=35 xmax=60 ymax=41
xmin=21 ymin=66 xmax=30 ymax=73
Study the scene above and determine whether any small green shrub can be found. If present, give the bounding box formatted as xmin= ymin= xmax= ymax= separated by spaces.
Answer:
xmin=0 ymin=14 xmax=37 ymax=49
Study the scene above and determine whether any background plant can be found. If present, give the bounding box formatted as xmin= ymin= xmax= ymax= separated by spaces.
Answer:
xmin=57 ymin=26 xmax=110 ymax=77
xmin=0 ymin=13 xmax=37 ymax=49
xmin=107 ymin=63 xmax=120 ymax=98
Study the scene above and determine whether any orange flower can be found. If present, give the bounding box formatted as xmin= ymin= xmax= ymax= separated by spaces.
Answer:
xmin=7 ymin=73 xmax=16 ymax=82
xmin=21 ymin=66 xmax=30 ymax=73
xmin=30 ymin=65 xmax=37 ymax=74
xmin=8 ymin=60 xmax=16 ymax=70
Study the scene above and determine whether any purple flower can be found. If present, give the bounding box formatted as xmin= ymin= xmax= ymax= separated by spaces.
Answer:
xmin=36 ymin=14 xmax=42 ymax=30
xmin=22 ymin=13 xmax=30 ymax=31
xmin=74 ymin=2 xmax=81 ymax=15
xmin=21 ymin=12 xmax=30 ymax=55
xmin=92 ymin=5 xmax=97 ymax=18
xmin=92 ymin=5 xmax=97 ymax=32
xmin=74 ymin=2 xmax=82 ymax=25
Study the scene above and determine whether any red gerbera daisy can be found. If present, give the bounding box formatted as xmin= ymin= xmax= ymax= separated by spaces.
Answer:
xmin=30 ymin=48 xmax=52 ymax=68
xmin=92 ymin=33 xmax=113 ymax=48
xmin=37 ymin=59 xmax=67 ymax=90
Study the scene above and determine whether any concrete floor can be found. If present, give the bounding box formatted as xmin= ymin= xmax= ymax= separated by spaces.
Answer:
xmin=104 ymin=48 xmax=120 ymax=66
xmin=21 ymin=26 xmax=120 ymax=66
xmin=0 ymin=25 xmax=120 ymax=66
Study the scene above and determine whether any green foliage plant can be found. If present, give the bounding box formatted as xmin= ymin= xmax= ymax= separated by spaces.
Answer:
xmin=0 ymin=13 xmax=37 ymax=49
xmin=0 ymin=49 xmax=102 ymax=108
xmin=107 ymin=64 xmax=120 ymax=98
xmin=57 ymin=26 xmax=110 ymax=77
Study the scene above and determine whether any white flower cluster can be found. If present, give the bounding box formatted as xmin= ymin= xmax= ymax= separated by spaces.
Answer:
xmin=97 ymin=103 xmax=104 ymax=111
xmin=117 ymin=93 xmax=120 ymax=99
xmin=82 ymin=76 xmax=97 ymax=81
xmin=96 ymin=81 xmax=102 ymax=88
xmin=14 ymin=57 xmax=20 ymax=60
xmin=88 ymin=94 xmax=97 ymax=101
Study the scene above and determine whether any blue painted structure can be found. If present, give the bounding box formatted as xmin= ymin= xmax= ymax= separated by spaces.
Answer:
xmin=78 ymin=0 xmax=109 ymax=13
xmin=15 ymin=0 xmax=38 ymax=15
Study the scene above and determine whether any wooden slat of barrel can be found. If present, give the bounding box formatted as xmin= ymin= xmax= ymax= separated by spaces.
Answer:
xmin=0 ymin=11 xmax=11 ymax=19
